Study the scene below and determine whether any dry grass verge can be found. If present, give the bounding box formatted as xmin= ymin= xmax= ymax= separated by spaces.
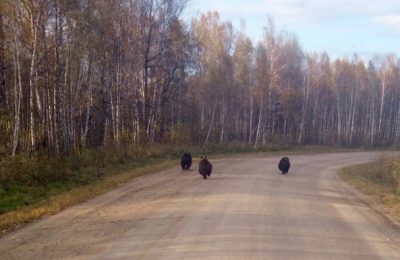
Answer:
xmin=0 ymin=160 xmax=176 ymax=233
xmin=339 ymin=154 xmax=400 ymax=221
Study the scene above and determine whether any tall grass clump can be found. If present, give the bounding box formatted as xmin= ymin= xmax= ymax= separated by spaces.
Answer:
xmin=372 ymin=154 xmax=400 ymax=194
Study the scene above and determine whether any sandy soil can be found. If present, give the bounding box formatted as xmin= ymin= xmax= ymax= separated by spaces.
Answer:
xmin=1 ymin=152 xmax=400 ymax=259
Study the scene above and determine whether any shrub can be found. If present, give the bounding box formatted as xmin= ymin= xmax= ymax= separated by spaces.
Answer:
xmin=372 ymin=154 xmax=400 ymax=193
xmin=165 ymin=123 xmax=192 ymax=144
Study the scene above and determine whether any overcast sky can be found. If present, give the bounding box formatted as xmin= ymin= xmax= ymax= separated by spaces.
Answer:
xmin=183 ymin=0 xmax=400 ymax=60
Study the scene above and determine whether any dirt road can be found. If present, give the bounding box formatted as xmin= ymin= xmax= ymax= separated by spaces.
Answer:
xmin=1 ymin=152 xmax=400 ymax=259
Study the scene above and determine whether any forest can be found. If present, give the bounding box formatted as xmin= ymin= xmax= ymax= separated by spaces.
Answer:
xmin=1 ymin=0 xmax=400 ymax=158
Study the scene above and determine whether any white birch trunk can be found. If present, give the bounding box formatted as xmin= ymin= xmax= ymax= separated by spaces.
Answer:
xmin=29 ymin=10 xmax=39 ymax=152
xmin=12 ymin=27 xmax=22 ymax=156
xmin=219 ymin=98 xmax=225 ymax=143
xmin=378 ymin=75 xmax=386 ymax=137
xmin=298 ymin=73 xmax=309 ymax=144
xmin=248 ymin=92 xmax=253 ymax=144
xmin=203 ymin=102 xmax=217 ymax=150
xmin=254 ymin=94 xmax=263 ymax=148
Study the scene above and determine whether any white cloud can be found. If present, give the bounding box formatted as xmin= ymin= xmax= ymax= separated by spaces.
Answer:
xmin=184 ymin=0 xmax=400 ymax=59
xmin=270 ymin=0 xmax=400 ymax=25
xmin=374 ymin=15 xmax=400 ymax=30
xmin=188 ymin=0 xmax=400 ymax=26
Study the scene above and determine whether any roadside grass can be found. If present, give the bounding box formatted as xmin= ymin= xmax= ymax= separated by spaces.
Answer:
xmin=339 ymin=154 xmax=400 ymax=217
xmin=0 ymin=142 xmax=361 ymax=233
xmin=0 ymin=143 xmax=186 ymax=232
xmin=0 ymin=160 xmax=176 ymax=233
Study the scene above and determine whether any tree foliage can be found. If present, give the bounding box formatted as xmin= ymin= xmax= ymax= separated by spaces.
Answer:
xmin=1 ymin=2 xmax=400 ymax=157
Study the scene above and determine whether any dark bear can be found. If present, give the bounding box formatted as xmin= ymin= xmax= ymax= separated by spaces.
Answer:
xmin=199 ymin=156 xmax=212 ymax=179
xmin=278 ymin=157 xmax=290 ymax=174
xmin=181 ymin=152 xmax=192 ymax=170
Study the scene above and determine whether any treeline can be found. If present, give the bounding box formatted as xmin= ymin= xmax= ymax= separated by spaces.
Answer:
xmin=1 ymin=1 xmax=400 ymax=157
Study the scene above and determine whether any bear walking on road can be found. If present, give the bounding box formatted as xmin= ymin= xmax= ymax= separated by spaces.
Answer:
xmin=181 ymin=152 xmax=192 ymax=170
xmin=278 ymin=157 xmax=290 ymax=174
xmin=199 ymin=157 xmax=212 ymax=179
